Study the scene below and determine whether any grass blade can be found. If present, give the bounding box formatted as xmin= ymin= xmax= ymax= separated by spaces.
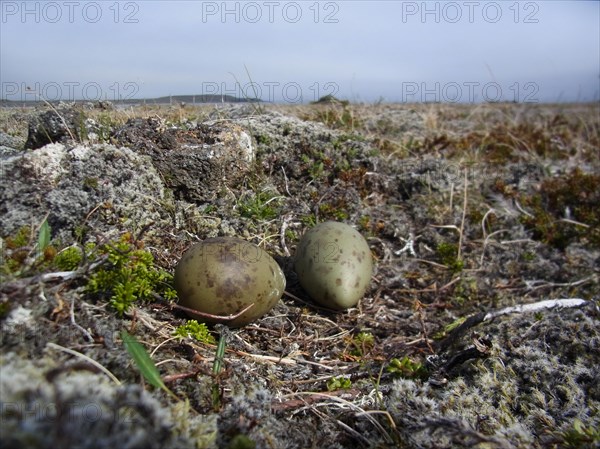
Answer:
xmin=121 ymin=329 xmax=166 ymax=390
xmin=211 ymin=325 xmax=229 ymax=411
xmin=37 ymin=218 xmax=51 ymax=253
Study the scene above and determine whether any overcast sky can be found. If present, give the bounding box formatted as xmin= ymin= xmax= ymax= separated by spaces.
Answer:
xmin=1 ymin=1 xmax=599 ymax=103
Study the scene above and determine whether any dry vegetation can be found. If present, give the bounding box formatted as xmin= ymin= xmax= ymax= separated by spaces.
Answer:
xmin=1 ymin=100 xmax=599 ymax=448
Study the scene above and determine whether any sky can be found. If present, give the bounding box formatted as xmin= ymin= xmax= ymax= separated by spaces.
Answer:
xmin=1 ymin=0 xmax=599 ymax=103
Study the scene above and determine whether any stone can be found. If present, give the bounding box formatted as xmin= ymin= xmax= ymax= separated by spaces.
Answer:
xmin=112 ymin=117 xmax=254 ymax=202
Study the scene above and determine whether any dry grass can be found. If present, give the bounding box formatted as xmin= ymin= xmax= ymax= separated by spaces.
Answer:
xmin=1 ymin=100 xmax=598 ymax=448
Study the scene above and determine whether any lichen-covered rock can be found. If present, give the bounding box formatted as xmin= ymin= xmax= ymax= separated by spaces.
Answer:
xmin=24 ymin=106 xmax=85 ymax=149
xmin=0 ymin=352 xmax=217 ymax=449
xmin=112 ymin=117 xmax=254 ymax=202
xmin=0 ymin=131 xmax=25 ymax=151
xmin=0 ymin=143 xmax=168 ymax=243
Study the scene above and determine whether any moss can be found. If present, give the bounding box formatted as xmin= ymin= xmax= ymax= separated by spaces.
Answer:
xmin=345 ymin=331 xmax=375 ymax=358
xmin=83 ymin=177 xmax=99 ymax=190
xmin=4 ymin=225 xmax=31 ymax=249
xmin=228 ymin=434 xmax=256 ymax=449
xmin=559 ymin=418 xmax=600 ymax=448
xmin=86 ymin=234 xmax=177 ymax=316
xmin=436 ymin=242 xmax=464 ymax=273
xmin=519 ymin=168 xmax=600 ymax=249
xmin=253 ymin=133 xmax=271 ymax=145
xmin=318 ymin=202 xmax=349 ymax=221
xmin=1 ymin=224 xmax=56 ymax=275
xmin=0 ymin=301 xmax=11 ymax=319
xmin=174 ymin=320 xmax=216 ymax=345
xmin=451 ymin=277 xmax=479 ymax=306
xmin=53 ymin=246 xmax=83 ymax=271
xmin=237 ymin=189 xmax=282 ymax=221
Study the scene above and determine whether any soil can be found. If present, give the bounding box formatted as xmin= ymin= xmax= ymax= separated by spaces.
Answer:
xmin=0 ymin=101 xmax=599 ymax=449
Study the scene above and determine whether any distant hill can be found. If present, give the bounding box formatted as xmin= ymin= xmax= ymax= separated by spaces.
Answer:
xmin=145 ymin=94 xmax=261 ymax=104
xmin=0 ymin=94 xmax=261 ymax=107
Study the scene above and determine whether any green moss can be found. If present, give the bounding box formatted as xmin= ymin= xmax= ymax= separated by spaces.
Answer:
xmin=451 ymin=277 xmax=478 ymax=305
xmin=432 ymin=316 xmax=468 ymax=340
xmin=2 ymin=222 xmax=56 ymax=275
xmin=83 ymin=177 xmax=99 ymax=190
xmin=254 ymin=133 xmax=271 ymax=145
xmin=318 ymin=203 xmax=349 ymax=221
xmin=4 ymin=226 xmax=31 ymax=249
xmin=228 ymin=434 xmax=256 ymax=449
xmin=300 ymin=214 xmax=317 ymax=227
xmin=54 ymin=246 xmax=83 ymax=271
xmin=358 ymin=215 xmax=371 ymax=231
xmin=174 ymin=320 xmax=216 ymax=345
xmin=560 ymin=418 xmax=600 ymax=448
xmin=0 ymin=301 xmax=11 ymax=319
xmin=238 ymin=190 xmax=282 ymax=220
xmin=436 ymin=242 xmax=464 ymax=273
xmin=86 ymin=234 xmax=177 ymax=316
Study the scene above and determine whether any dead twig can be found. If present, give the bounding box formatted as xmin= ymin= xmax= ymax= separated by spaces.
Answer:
xmin=271 ymin=389 xmax=361 ymax=413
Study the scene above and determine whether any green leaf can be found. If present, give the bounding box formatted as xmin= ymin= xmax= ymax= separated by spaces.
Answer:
xmin=121 ymin=330 xmax=165 ymax=390
xmin=37 ymin=219 xmax=51 ymax=253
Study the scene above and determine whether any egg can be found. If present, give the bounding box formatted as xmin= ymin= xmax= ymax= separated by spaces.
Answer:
xmin=173 ymin=237 xmax=286 ymax=327
xmin=294 ymin=221 xmax=373 ymax=310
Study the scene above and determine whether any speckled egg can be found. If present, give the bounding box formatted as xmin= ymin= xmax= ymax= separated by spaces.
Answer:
xmin=294 ymin=221 xmax=373 ymax=310
xmin=174 ymin=237 xmax=286 ymax=327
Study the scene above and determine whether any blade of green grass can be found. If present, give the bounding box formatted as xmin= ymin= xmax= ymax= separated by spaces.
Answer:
xmin=211 ymin=325 xmax=229 ymax=411
xmin=37 ymin=218 xmax=51 ymax=253
xmin=121 ymin=330 xmax=165 ymax=389
xmin=121 ymin=330 xmax=178 ymax=400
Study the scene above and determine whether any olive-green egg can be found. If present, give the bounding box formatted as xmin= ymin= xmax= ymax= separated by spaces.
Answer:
xmin=294 ymin=221 xmax=373 ymax=310
xmin=174 ymin=237 xmax=286 ymax=327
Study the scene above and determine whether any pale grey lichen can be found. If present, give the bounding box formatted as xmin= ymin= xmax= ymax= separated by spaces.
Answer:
xmin=386 ymin=307 xmax=599 ymax=448
xmin=0 ymin=352 xmax=217 ymax=449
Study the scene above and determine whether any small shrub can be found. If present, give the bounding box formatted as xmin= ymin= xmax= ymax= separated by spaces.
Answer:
xmin=346 ymin=331 xmax=375 ymax=358
xmin=326 ymin=376 xmax=352 ymax=391
xmin=387 ymin=356 xmax=427 ymax=379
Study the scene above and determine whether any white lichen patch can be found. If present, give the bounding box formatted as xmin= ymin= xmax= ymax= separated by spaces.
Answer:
xmin=21 ymin=142 xmax=67 ymax=182
xmin=0 ymin=352 xmax=217 ymax=449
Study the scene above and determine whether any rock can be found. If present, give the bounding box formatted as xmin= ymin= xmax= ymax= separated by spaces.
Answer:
xmin=111 ymin=117 xmax=254 ymax=202
xmin=24 ymin=106 xmax=85 ymax=149
xmin=0 ymin=143 xmax=169 ymax=243
xmin=0 ymin=352 xmax=217 ymax=449
xmin=0 ymin=145 xmax=21 ymax=158
xmin=0 ymin=131 xmax=25 ymax=150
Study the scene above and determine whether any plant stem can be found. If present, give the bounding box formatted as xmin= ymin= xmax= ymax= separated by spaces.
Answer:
xmin=211 ymin=324 xmax=228 ymax=410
